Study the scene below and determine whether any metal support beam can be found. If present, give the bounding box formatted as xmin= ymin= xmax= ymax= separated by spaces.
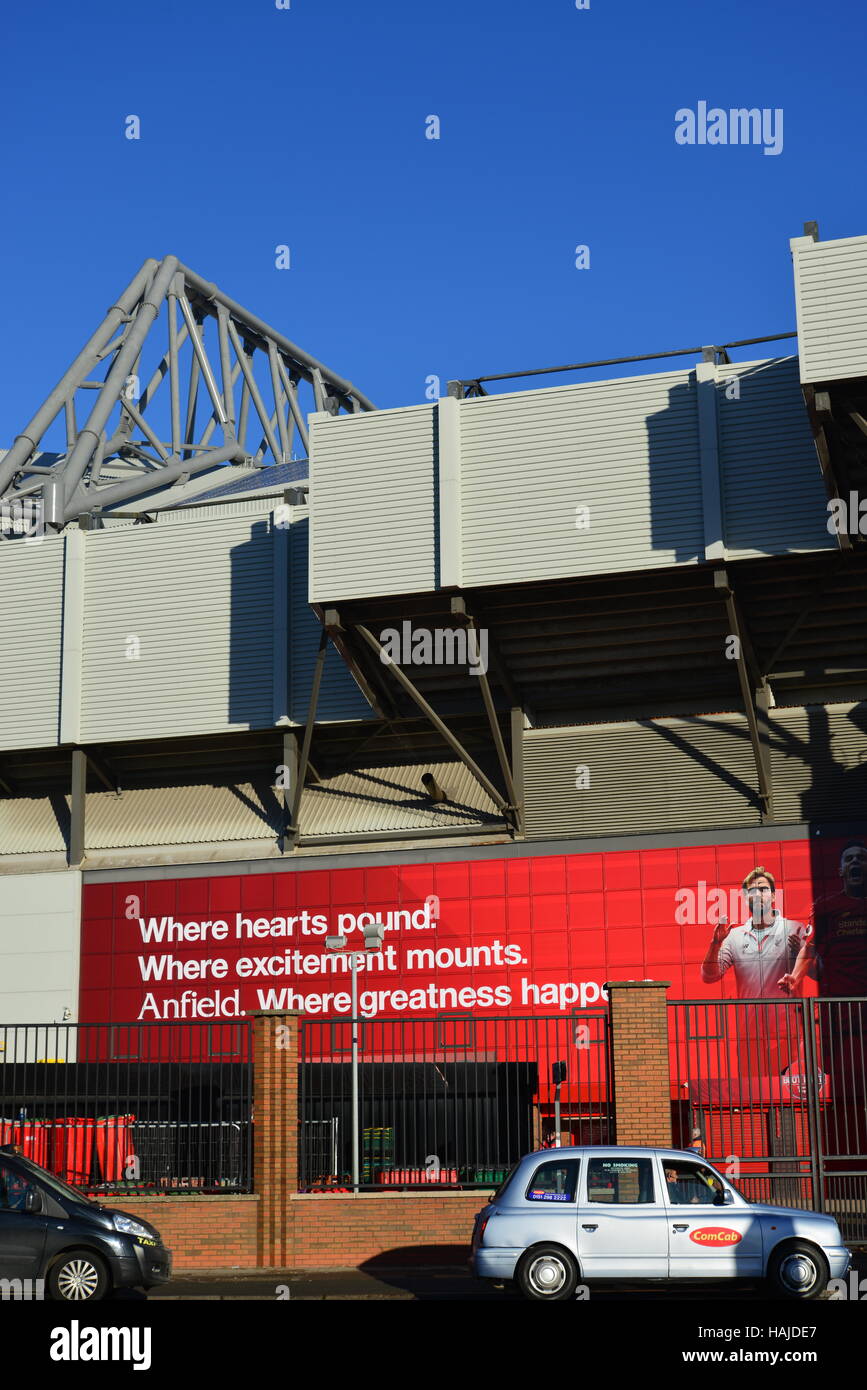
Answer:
xmin=510 ymin=707 xmax=526 ymax=835
xmin=288 ymin=629 xmax=329 ymax=837
xmin=69 ymin=748 xmax=87 ymax=867
xmin=762 ymin=557 xmax=845 ymax=677
xmin=320 ymin=609 xmax=393 ymax=718
xmin=81 ymin=749 xmax=120 ymax=795
xmin=716 ymin=570 xmax=773 ymax=821
xmin=354 ymin=623 xmax=515 ymax=821
xmin=448 ymin=598 xmax=519 ymax=813
xmin=279 ymin=729 xmax=299 ymax=852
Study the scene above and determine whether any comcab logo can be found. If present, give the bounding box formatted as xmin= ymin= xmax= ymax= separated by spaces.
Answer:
xmin=689 ymin=1227 xmax=743 ymax=1246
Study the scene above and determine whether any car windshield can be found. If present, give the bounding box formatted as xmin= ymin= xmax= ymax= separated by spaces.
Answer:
xmin=9 ymin=1153 xmax=98 ymax=1206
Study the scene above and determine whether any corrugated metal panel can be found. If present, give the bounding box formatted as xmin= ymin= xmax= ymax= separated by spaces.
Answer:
xmin=522 ymin=715 xmax=761 ymax=839
xmin=769 ymin=704 xmax=867 ymax=823
xmin=718 ymin=358 xmax=832 ymax=558
xmin=84 ymin=782 xmax=279 ymax=849
xmin=289 ymin=511 xmax=371 ymax=723
xmin=301 ymin=761 xmax=501 ymax=837
xmin=459 ymin=370 xmax=704 ymax=585
xmin=309 ymin=406 xmax=437 ymax=602
xmin=0 ymin=537 xmax=65 ymax=751
xmin=0 ymin=795 xmax=67 ymax=854
xmin=793 ymin=236 xmax=867 ymax=383
xmin=0 ymin=760 xmax=499 ymax=854
xmin=80 ymin=514 xmax=275 ymax=742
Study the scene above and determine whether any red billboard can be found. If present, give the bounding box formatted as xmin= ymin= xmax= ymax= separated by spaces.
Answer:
xmin=78 ymin=834 xmax=867 ymax=1025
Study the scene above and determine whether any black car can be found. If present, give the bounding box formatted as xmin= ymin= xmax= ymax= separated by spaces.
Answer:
xmin=0 ymin=1144 xmax=172 ymax=1301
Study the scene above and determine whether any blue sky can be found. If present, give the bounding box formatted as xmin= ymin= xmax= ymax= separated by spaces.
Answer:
xmin=1 ymin=0 xmax=865 ymax=439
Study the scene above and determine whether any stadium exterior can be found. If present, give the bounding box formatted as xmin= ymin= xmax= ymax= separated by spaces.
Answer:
xmin=1 ymin=226 xmax=866 ymax=1251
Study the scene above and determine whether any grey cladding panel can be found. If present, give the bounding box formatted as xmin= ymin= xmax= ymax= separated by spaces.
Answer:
xmin=289 ymin=512 xmax=372 ymax=723
xmin=309 ymin=407 xmax=437 ymax=602
xmin=769 ymin=705 xmax=867 ymax=824
xmin=80 ymin=515 xmax=275 ymax=742
xmin=793 ymin=236 xmax=867 ymax=383
xmin=0 ymin=538 xmax=65 ymax=751
xmin=459 ymin=371 xmax=704 ymax=585
xmin=718 ymin=358 xmax=832 ymax=557
xmin=523 ymin=717 xmax=762 ymax=839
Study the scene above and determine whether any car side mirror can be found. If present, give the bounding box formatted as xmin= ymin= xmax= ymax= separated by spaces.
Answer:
xmin=717 ymin=1189 xmax=734 ymax=1206
xmin=24 ymin=1189 xmax=43 ymax=1215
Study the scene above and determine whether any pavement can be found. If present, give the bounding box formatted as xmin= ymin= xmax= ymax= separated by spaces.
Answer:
xmin=114 ymin=1250 xmax=866 ymax=1300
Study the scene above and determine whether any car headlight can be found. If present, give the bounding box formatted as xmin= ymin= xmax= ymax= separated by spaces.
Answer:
xmin=113 ymin=1214 xmax=155 ymax=1239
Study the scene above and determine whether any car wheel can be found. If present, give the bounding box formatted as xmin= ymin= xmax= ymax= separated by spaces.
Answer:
xmin=47 ymin=1250 xmax=110 ymax=1302
xmin=516 ymin=1245 xmax=579 ymax=1301
xmin=767 ymin=1242 xmax=829 ymax=1300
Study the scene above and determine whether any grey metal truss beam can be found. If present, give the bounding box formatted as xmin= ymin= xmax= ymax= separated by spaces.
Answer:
xmin=319 ymin=609 xmax=396 ymax=720
xmin=715 ymin=569 xmax=773 ymax=821
xmin=69 ymin=748 xmax=87 ymax=868
xmin=287 ymin=629 xmax=329 ymax=842
xmin=448 ymin=597 xmax=520 ymax=814
xmin=353 ymin=622 xmax=517 ymax=825
xmin=1 ymin=256 xmax=375 ymax=526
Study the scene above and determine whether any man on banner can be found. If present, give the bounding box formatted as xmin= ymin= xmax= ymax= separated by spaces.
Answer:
xmin=779 ymin=840 xmax=867 ymax=1101
xmin=701 ymin=866 xmax=807 ymax=1076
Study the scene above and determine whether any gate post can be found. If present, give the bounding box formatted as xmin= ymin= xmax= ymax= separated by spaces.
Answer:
xmin=251 ymin=1010 xmax=302 ymax=1267
xmin=606 ymin=981 xmax=672 ymax=1146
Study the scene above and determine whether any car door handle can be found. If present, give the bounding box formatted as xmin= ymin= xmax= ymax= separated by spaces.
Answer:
xmin=672 ymin=1224 xmax=689 ymax=1232
xmin=581 ymin=1224 xmax=597 ymax=1232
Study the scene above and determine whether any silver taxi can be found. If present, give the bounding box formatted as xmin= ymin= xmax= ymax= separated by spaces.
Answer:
xmin=471 ymin=1146 xmax=850 ymax=1301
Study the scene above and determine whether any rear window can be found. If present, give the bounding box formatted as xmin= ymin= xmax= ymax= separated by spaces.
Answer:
xmin=525 ymin=1159 xmax=580 ymax=1203
xmin=587 ymin=1157 xmax=656 ymax=1204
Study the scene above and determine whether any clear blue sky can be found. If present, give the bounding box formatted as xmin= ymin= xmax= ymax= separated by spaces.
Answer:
xmin=2 ymin=0 xmax=865 ymax=438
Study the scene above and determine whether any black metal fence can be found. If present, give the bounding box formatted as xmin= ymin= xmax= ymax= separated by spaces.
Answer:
xmin=0 ymin=1022 xmax=253 ymax=1195
xmin=669 ymin=997 xmax=867 ymax=1243
xmin=298 ymin=1012 xmax=612 ymax=1189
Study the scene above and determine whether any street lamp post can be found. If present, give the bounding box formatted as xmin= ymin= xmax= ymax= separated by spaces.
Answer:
xmin=325 ymin=922 xmax=385 ymax=1193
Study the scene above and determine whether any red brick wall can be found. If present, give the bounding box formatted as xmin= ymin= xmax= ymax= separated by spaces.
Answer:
xmin=287 ymin=1192 xmax=490 ymax=1269
xmin=607 ymin=979 xmax=673 ymax=1146
xmin=100 ymin=1195 xmax=259 ymax=1270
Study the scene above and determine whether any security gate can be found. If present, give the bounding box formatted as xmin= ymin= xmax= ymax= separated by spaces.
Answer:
xmin=669 ymin=998 xmax=867 ymax=1243
xmin=298 ymin=1011 xmax=612 ymax=1190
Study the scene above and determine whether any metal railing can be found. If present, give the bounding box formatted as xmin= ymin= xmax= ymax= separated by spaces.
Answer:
xmin=0 ymin=1022 xmax=253 ymax=1194
xmin=669 ymin=997 xmax=867 ymax=1243
xmin=298 ymin=1012 xmax=612 ymax=1190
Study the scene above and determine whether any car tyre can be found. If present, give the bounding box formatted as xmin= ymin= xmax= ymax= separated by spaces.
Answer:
xmin=47 ymin=1249 xmax=110 ymax=1302
xmin=516 ymin=1245 xmax=579 ymax=1301
xmin=767 ymin=1241 xmax=829 ymax=1300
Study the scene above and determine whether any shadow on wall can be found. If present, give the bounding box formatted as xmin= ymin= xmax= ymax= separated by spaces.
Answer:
xmin=646 ymin=374 xmax=705 ymax=565
xmin=286 ymin=514 xmax=372 ymax=725
xmin=646 ymin=360 xmax=829 ymax=562
xmin=228 ymin=519 xmax=279 ymax=729
xmin=645 ymin=701 xmax=867 ymax=825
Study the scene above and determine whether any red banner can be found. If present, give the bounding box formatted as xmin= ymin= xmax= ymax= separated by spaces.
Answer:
xmin=78 ymin=834 xmax=867 ymax=1024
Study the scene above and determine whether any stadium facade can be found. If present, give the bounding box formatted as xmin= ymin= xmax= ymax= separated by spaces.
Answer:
xmin=0 ymin=223 xmax=865 ymax=1039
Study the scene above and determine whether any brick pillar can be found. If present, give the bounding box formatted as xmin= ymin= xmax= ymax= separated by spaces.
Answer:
xmin=606 ymin=981 xmax=672 ymax=1146
xmin=252 ymin=1010 xmax=301 ymax=1268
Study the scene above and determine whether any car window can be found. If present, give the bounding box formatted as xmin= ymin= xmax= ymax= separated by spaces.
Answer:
xmin=0 ymin=1162 xmax=38 ymax=1213
xmin=9 ymin=1152 xmax=95 ymax=1206
xmin=525 ymin=1160 xmax=580 ymax=1203
xmin=662 ymin=1161 xmax=726 ymax=1205
xmin=587 ymin=1157 xmax=656 ymax=1204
